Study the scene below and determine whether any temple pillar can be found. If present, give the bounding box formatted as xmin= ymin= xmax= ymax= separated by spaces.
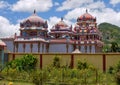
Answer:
xmin=66 ymin=43 xmax=69 ymax=53
xmin=38 ymin=42 xmax=40 ymax=53
xmin=85 ymin=45 xmax=87 ymax=53
xmin=23 ymin=43 xmax=26 ymax=53
xmin=90 ymin=45 xmax=91 ymax=53
xmin=30 ymin=43 xmax=33 ymax=53
xmin=87 ymin=45 xmax=90 ymax=53
xmin=1 ymin=49 xmax=4 ymax=68
xmin=79 ymin=45 xmax=81 ymax=52
xmin=13 ymin=42 xmax=15 ymax=52
xmin=17 ymin=43 xmax=19 ymax=52
xmin=42 ymin=43 xmax=44 ymax=53
xmin=15 ymin=43 xmax=18 ymax=52
xmin=46 ymin=43 xmax=49 ymax=53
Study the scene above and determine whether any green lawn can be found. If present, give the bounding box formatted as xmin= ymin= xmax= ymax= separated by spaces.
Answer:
xmin=0 ymin=80 xmax=34 ymax=85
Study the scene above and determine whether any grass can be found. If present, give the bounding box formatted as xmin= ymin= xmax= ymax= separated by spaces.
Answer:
xmin=0 ymin=80 xmax=34 ymax=85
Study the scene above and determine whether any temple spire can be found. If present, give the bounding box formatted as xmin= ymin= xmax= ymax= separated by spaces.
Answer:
xmin=34 ymin=9 xmax=36 ymax=14
xmin=61 ymin=17 xmax=63 ymax=21
xmin=86 ymin=9 xmax=88 ymax=13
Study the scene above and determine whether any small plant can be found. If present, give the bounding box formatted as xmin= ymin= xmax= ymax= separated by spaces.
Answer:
xmin=108 ymin=66 xmax=114 ymax=74
xmin=53 ymin=55 xmax=61 ymax=68
xmin=115 ymin=71 xmax=120 ymax=85
xmin=77 ymin=59 xmax=88 ymax=70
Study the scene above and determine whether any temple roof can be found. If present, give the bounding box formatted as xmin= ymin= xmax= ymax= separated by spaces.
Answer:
xmin=0 ymin=39 xmax=6 ymax=46
xmin=23 ymin=10 xmax=44 ymax=23
xmin=78 ymin=9 xmax=95 ymax=20
xmin=55 ymin=17 xmax=68 ymax=27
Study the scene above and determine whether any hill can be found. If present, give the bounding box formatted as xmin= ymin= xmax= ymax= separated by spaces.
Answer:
xmin=98 ymin=22 xmax=120 ymax=45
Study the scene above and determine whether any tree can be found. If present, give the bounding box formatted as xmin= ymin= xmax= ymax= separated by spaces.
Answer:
xmin=111 ymin=42 xmax=119 ymax=52
xmin=5 ymin=54 xmax=37 ymax=71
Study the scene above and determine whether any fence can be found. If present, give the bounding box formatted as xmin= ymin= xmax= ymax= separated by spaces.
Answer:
xmin=7 ymin=53 xmax=120 ymax=72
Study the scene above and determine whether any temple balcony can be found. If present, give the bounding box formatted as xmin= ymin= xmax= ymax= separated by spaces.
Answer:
xmin=14 ymin=36 xmax=47 ymax=42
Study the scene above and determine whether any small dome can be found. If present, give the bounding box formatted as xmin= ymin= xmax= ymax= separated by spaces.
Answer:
xmin=55 ymin=17 xmax=68 ymax=27
xmin=23 ymin=10 xmax=44 ymax=23
xmin=0 ymin=40 xmax=6 ymax=46
xmin=78 ymin=10 xmax=95 ymax=20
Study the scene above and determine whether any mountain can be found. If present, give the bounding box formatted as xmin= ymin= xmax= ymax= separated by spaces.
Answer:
xmin=98 ymin=22 xmax=120 ymax=45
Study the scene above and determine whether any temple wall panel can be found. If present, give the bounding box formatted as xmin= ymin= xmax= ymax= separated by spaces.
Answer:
xmin=49 ymin=44 xmax=66 ymax=53
xmin=91 ymin=45 xmax=95 ymax=53
xmin=40 ymin=43 xmax=42 ymax=53
xmin=18 ymin=43 xmax=23 ymax=52
xmin=4 ymin=40 xmax=13 ymax=52
xmin=68 ymin=44 xmax=73 ymax=53
xmin=32 ymin=43 xmax=38 ymax=52
xmin=80 ymin=45 xmax=85 ymax=53
xmin=44 ymin=44 xmax=46 ymax=53
xmin=87 ymin=45 xmax=90 ymax=53
xmin=25 ymin=43 xmax=30 ymax=52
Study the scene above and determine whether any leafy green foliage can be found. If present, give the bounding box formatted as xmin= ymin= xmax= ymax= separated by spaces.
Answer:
xmin=99 ymin=22 xmax=120 ymax=52
xmin=111 ymin=42 xmax=119 ymax=52
xmin=77 ymin=59 xmax=95 ymax=70
xmin=77 ymin=60 xmax=88 ymax=70
xmin=115 ymin=71 xmax=120 ymax=85
xmin=99 ymin=22 xmax=120 ymax=44
xmin=5 ymin=54 xmax=37 ymax=71
xmin=108 ymin=61 xmax=120 ymax=74
xmin=53 ymin=55 xmax=61 ymax=68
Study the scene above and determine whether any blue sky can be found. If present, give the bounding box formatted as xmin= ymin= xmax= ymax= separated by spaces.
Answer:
xmin=0 ymin=0 xmax=120 ymax=37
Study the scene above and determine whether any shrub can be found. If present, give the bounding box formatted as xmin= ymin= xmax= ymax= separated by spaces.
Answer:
xmin=53 ymin=55 xmax=61 ymax=68
xmin=77 ymin=60 xmax=94 ymax=70
xmin=115 ymin=71 xmax=120 ymax=85
xmin=108 ymin=66 xmax=114 ymax=74
xmin=5 ymin=54 xmax=37 ymax=71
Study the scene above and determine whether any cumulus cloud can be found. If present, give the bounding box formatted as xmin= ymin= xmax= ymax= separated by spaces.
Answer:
xmin=11 ymin=0 xmax=53 ymax=12
xmin=56 ymin=0 xmax=93 ymax=11
xmin=0 ymin=16 xmax=19 ymax=38
xmin=110 ymin=0 xmax=120 ymax=5
xmin=65 ymin=7 xmax=120 ymax=27
xmin=54 ymin=2 xmax=60 ymax=6
xmin=86 ymin=1 xmax=105 ymax=9
xmin=0 ymin=1 xmax=10 ymax=9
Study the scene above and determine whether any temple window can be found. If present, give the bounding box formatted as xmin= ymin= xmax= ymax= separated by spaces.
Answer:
xmin=29 ymin=31 xmax=37 ymax=36
xmin=22 ymin=31 xmax=27 ymax=36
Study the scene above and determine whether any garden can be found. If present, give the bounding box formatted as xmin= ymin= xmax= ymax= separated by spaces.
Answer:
xmin=0 ymin=54 xmax=120 ymax=85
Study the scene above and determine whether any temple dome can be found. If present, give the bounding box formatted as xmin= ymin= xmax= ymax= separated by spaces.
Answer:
xmin=55 ymin=18 xmax=68 ymax=27
xmin=0 ymin=40 xmax=6 ymax=46
xmin=23 ymin=10 xmax=44 ymax=23
xmin=78 ymin=10 xmax=95 ymax=20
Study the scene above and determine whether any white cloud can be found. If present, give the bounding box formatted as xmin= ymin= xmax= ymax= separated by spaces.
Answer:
xmin=92 ymin=8 xmax=120 ymax=26
xmin=110 ymin=0 xmax=120 ymax=5
xmin=65 ymin=8 xmax=86 ymax=20
xmin=0 ymin=1 xmax=10 ymax=9
xmin=47 ymin=16 xmax=73 ymax=31
xmin=0 ymin=16 xmax=19 ymax=37
xmin=56 ymin=0 xmax=93 ymax=11
xmin=54 ymin=2 xmax=60 ymax=6
xmin=62 ymin=0 xmax=120 ymax=27
xmin=65 ymin=7 xmax=120 ymax=27
xmin=11 ymin=0 xmax=53 ymax=12
xmin=86 ymin=1 xmax=105 ymax=9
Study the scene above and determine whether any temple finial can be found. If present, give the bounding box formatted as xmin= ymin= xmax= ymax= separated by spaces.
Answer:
xmin=61 ymin=17 xmax=63 ymax=21
xmin=86 ymin=9 xmax=88 ymax=13
xmin=34 ymin=9 xmax=36 ymax=14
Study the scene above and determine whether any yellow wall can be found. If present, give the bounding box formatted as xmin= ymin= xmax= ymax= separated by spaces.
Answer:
xmin=7 ymin=53 xmax=120 ymax=71
xmin=106 ymin=54 xmax=120 ymax=70
xmin=74 ymin=54 xmax=103 ymax=70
